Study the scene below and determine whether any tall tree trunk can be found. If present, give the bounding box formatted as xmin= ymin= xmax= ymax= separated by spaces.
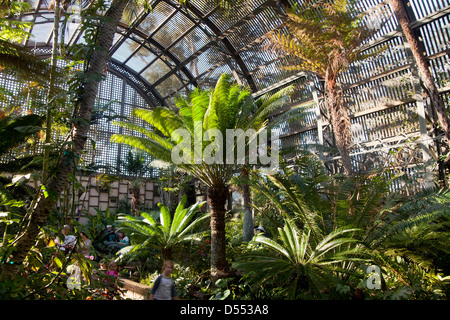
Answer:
xmin=1 ymin=0 xmax=126 ymax=278
xmin=242 ymin=168 xmax=253 ymax=242
xmin=208 ymin=185 xmax=229 ymax=276
xmin=129 ymin=178 xmax=141 ymax=216
xmin=390 ymin=0 xmax=450 ymax=143
xmin=325 ymin=73 xmax=353 ymax=176
xmin=161 ymin=247 xmax=172 ymax=261
xmin=43 ymin=0 xmax=60 ymax=181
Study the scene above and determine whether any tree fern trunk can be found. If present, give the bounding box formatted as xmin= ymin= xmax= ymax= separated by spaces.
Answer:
xmin=208 ymin=185 xmax=229 ymax=276
xmin=390 ymin=0 xmax=450 ymax=144
xmin=242 ymin=168 xmax=253 ymax=242
xmin=325 ymin=74 xmax=353 ymax=176
xmin=1 ymin=0 xmax=126 ymax=278
xmin=43 ymin=0 xmax=60 ymax=181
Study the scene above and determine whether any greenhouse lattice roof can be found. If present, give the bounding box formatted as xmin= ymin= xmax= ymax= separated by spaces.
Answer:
xmin=7 ymin=0 xmax=450 ymax=178
xmin=18 ymin=0 xmax=450 ymax=107
xmin=21 ymin=0 xmax=307 ymax=107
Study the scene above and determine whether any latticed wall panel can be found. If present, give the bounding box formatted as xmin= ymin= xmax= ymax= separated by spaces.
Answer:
xmin=2 ymin=0 xmax=450 ymax=185
xmin=265 ymin=0 xmax=450 ymax=182
xmin=0 ymin=63 xmax=157 ymax=178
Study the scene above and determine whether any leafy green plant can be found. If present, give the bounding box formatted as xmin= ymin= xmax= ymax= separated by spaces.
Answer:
xmin=111 ymin=72 xmax=293 ymax=274
xmin=233 ymin=217 xmax=365 ymax=299
xmin=117 ymin=194 xmax=209 ymax=260
xmin=0 ymin=237 xmax=125 ymax=300
xmin=248 ymin=156 xmax=450 ymax=299
xmin=356 ymin=188 xmax=450 ymax=299
xmin=95 ymin=174 xmax=119 ymax=192
xmin=267 ymin=0 xmax=388 ymax=175
xmin=361 ymin=255 xmax=450 ymax=300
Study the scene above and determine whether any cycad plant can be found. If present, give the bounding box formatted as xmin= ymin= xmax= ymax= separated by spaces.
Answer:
xmin=252 ymin=155 xmax=393 ymax=236
xmin=249 ymin=155 xmax=450 ymax=298
xmin=117 ymin=195 xmax=208 ymax=261
xmin=365 ymin=188 xmax=450 ymax=273
xmin=1 ymin=0 xmax=245 ymax=278
xmin=233 ymin=217 xmax=364 ymax=299
xmin=111 ymin=73 xmax=292 ymax=275
xmin=361 ymin=189 xmax=450 ymax=299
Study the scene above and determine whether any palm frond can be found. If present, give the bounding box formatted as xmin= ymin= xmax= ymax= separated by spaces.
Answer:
xmin=117 ymin=197 xmax=209 ymax=260
xmin=158 ymin=202 xmax=172 ymax=236
xmin=248 ymin=85 xmax=294 ymax=128
xmin=266 ymin=173 xmax=321 ymax=234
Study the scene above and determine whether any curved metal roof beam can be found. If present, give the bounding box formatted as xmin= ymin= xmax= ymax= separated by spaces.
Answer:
xmin=25 ymin=43 xmax=162 ymax=108
xmin=19 ymin=0 xmax=281 ymax=104
xmin=154 ymin=0 xmax=281 ymax=92
xmin=113 ymin=22 xmax=198 ymax=87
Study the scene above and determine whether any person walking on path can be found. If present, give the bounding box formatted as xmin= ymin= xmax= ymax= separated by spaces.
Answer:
xmin=150 ymin=260 xmax=179 ymax=300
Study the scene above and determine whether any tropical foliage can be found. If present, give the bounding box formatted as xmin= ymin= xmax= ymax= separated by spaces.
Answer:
xmin=232 ymin=155 xmax=450 ymax=299
xmin=266 ymin=0 xmax=387 ymax=175
xmin=111 ymin=73 xmax=292 ymax=185
xmin=117 ymin=194 xmax=209 ymax=261
xmin=111 ymin=72 xmax=293 ymax=274
xmin=0 ymin=0 xmax=449 ymax=303
xmin=233 ymin=218 xmax=364 ymax=299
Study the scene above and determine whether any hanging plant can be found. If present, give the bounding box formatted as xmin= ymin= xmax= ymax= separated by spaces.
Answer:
xmin=95 ymin=173 xmax=119 ymax=193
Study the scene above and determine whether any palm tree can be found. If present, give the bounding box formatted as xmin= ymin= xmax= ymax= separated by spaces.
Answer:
xmin=111 ymin=73 xmax=292 ymax=275
xmin=267 ymin=0 xmax=383 ymax=175
xmin=233 ymin=217 xmax=364 ymax=299
xmin=117 ymin=194 xmax=208 ymax=261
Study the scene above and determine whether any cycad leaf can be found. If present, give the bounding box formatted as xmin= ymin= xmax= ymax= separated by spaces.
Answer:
xmin=170 ymin=194 xmax=188 ymax=236
xmin=110 ymin=135 xmax=173 ymax=163
xmin=315 ymin=228 xmax=360 ymax=251
xmin=158 ymin=203 xmax=172 ymax=236
xmin=141 ymin=211 xmax=158 ymax=226
xmin=176 ymin=211 xmax=210 ymax=241
xmin=253 ymin=234 xmax=290 ymax=258
xmin=283 ymin=219 xmax=299 ymax=261
xmin=133 ymin=108 xmax=183 ymax=138
xmin=191 ymin=88 xmax=209 ymax=123
xmin=249 ymin=85 xmax=294 ymax=128
xmin=203 ymin=96 xmax=219 ymax=132
xmin=113 ymin=120 xmax=174 ymax=150
xmin=211 ymin=73 xmax=232 ymax=129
